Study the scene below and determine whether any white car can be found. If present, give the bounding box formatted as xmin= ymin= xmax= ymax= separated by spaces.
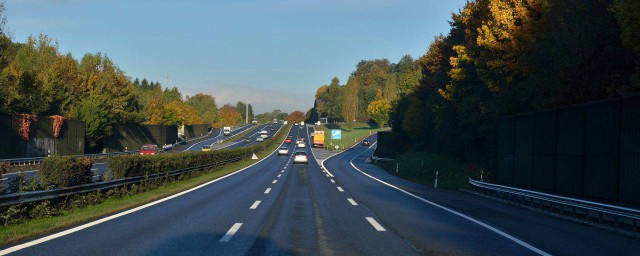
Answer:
xmin=296 ymin=141 xmax=306 ymax=148
xmin=293 ymin=151 xmax=309 ymax=164
xmin=256 ymin=137 xmax=264 ymax=142
xmin=278 ymin=147 xmax=289 ymax=156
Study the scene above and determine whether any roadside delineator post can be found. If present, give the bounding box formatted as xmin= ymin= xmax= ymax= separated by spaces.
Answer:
xmin=434 ymin=171 xmax=439 ymax=189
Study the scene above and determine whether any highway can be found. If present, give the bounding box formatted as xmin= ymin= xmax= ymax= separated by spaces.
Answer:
xmin=2 ymin=127 xmax=639 ymax=255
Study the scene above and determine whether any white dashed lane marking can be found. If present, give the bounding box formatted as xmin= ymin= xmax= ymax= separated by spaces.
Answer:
xmin=264 ymin=188 xmax=271 ymax=194
xmin=337 ymin=186 xmax=344 ymax=192
xmin=272 ymin=180 xmax=278 ymax=184
xmin=347 ymin=198 xmax=358 ymax=206
xmin=220 ymin=223 xmax=243 ymax=242
xmin=250 ymin=200 xmax=261 ymax=210
xmin=366 ymin=217 xmax=386 ymax=231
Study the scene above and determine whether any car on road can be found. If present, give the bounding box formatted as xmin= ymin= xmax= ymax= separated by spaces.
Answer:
xmin=278 ymin=147 xmax=289 ymax=156
xmin=201 ymin=145 xmax=211 ymax=151
xmin=140 ymin=144 xmax=158 ymax=155
xmin=256 ymin=137 xmax=264 ymax=142
xmin=270 ymin=127 xmax=275 ymax=131
xmin=285 ymin=136 xmax=293 ymax=144
xmin=297 ymin=141 xmax=306 ymax=148
xmin=362 ymin=139 xmax=371 ymax=146
xmin=293 ymin=151 xmax=308 ymax=164
xmin=244 ymin=138 xmax=251 ymax=143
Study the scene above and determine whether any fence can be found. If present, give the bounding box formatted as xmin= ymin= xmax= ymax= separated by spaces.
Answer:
xmin=104 ymin=124 xmax=178 ymax=152
xmin=0 ymin=114 xmax=85 ymax=159
xmin=497 ymin=96 xmax=640 ymax=206
xmin=183 ymin=124 xmax=211 ymax=140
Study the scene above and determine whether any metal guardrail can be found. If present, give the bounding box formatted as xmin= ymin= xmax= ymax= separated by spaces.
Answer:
xmin=468 ymin=178 xmax=640 ymax=232
xmin=0 ymin=151 xmax=141 ymax=167
xmin=0 ymin=156 xmax=244 ymax=207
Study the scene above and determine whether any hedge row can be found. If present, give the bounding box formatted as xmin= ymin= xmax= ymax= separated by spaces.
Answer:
xmin=107 ymin=124 xmax=292 ymax=179
xmin=40 ymin=156 xmax=93 ymax=188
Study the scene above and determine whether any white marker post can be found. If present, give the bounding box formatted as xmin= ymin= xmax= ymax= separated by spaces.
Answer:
xmin=434 ymin=171 xmax=439 ymax=189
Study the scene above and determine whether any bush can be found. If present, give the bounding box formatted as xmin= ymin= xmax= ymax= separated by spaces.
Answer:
xmin=40 ymin=156 xmax=93 ymax=188
xmin=0 ymin=162 xmax=9 ymax=175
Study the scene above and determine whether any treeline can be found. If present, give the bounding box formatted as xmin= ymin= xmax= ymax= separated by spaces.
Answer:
xmin=0 ymin=4 xmax=253 ymax=149
xmin=312 ymin=56 xmax=421 ymax=128
xmin=315 ymin=0 xmax=640 ymax=170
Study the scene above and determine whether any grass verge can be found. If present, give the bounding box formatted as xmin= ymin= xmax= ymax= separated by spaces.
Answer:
xmin=374 ymin=151 xmax=481 ymax=189
xmin=0 ymin=126 xmax=289 ymax=247
xmin=319 ymin=122 xmax=389 ymax=150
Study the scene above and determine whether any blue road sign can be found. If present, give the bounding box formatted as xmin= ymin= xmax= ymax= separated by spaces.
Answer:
xmin=331 ymin=129 xmax=342 ymax=140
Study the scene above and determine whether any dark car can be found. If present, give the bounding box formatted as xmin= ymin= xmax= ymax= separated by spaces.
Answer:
xmin=361 ymin=139 xmax=371 ymax=146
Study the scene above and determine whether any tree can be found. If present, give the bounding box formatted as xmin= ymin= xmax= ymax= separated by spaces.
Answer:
xmin=342 ymin=76 xmax=358 ymax=130
xmin=367 ymin=99 xmax=391 ymax=128
xmin=214 ymin=104 xmax=242 ymax=127
xmin=71 ymin=94 xmax=112 ymax=149
xmin=165 ymin=100 xmax=203 ymax=125
xmin=286 ymin=111 xmax=305 ymax=123
xmin=383 ymin=73 xmax=398 ymax=100
xmin=235 ymin=101 xmax=248 ymax=123
xmin=186 ymin=93 xmax=217 ymax=125
xmin=162 ymin=87 xmax=182 ymax=103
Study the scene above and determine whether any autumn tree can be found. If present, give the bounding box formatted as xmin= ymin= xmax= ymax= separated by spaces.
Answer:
xmin=214 ymin=104 xmax=242 ymax=128
xmin=367 ymin=99 xmax=391 ymax=128
xmin=286 ymin=111 xmax=305 ymax=123
xmin=186 ymin=93 xmax=217 ymax=125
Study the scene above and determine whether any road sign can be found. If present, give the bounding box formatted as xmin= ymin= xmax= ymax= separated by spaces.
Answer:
xmin=331 ymin=129 xmax=342 ymax=140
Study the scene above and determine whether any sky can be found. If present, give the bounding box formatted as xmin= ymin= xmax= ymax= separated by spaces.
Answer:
xmin=4 ymin=0 xmax=467 ymax=114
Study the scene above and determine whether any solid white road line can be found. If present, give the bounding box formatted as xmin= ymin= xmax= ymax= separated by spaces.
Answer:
xmin=220 ymin=223 xmax=243 ymax=242
xmin=250 ymin=200 xmax=262 ymax=209
xmin=272 ymin=180 xmax=278 ymax=184
xmin=337 ymin=186 xmax=344 ymax=192
xmin=348 ymin=142 xmax=551 ymax=256
xmin=366 ymin=217 xmax=386 ymax=231
xmin=330 ymin=179 xmax=336 ymax=183
xmin=0 ymin=125 xmax=295 ymax=255
xmin=347 ymin=198 xmax=358 ymax=206
xmin=264 ymin=188 xmax=271 ymax=194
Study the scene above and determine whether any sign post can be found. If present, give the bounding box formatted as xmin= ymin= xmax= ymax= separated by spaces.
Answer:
xmin=331 ymin=129 xmax=341 ymax=151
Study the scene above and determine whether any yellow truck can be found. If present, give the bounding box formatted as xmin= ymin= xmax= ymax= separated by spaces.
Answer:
xmin=313 ymin=131 xmax=325 ymax=148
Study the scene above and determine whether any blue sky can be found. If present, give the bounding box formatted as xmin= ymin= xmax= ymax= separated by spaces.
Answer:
xmin=4 ymin=0 xmax=467 ymax=113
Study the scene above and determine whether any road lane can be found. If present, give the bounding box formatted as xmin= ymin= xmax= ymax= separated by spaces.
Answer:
xmin=2 ymin=125 xmax=419 ymax=256
xmin=324 ymin=135 xmax=640 ymax=256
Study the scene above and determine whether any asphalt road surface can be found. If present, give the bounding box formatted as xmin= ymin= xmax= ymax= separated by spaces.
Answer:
xmin=2 ymin=128 xmax=638 ymax=255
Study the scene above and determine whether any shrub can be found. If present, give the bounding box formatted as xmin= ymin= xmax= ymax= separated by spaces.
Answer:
xmin=30 ymin=201 xmax=58 ymax=219
xmin=40 ymin=156 xmax=93 ymax=188
xmin=0 ymin=162 xmax=9 ymax=175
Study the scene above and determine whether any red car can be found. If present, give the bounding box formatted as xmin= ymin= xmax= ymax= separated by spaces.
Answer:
xmin=140 ymin=144 xmax=158 ymax=155
xmin=284 ymin=136 xmax=293 ymax=144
